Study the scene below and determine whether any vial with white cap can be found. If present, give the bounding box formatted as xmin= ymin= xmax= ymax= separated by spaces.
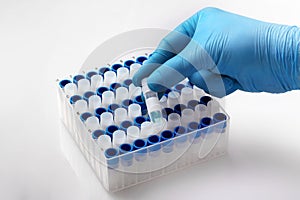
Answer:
xmin=98 ymin=135 xmax=112 ymax=151
xmin=91 ymin=74 xmax=103 ymax=91
xmin=88 ymin=95 xmax=101 ymax=113
xmin=167 ymin=113 xmax=181 ymax=131
xmin=207 ymin=99 xmax=220 ymax=116
xmin=85 ymin=116 xmax=100 ymax=131
xmin=116 ymin=67 xmax=129 ymax=83
xmin=115 ymin=87 xmax=129 ymax=104
xmin=180 ymin=87 xmax=193 ymax=105
xmin=74 ymin=99 xmax=88 ymax=114
xmin=113 ymin=130 xmax=126 ymax=147
xmin=194 ymin=104 xmax=208 ymax=121
xmin=141 ymin=78 xmax=163 ymax=124
xmin=103 ymin=71 xmax=117 ymax=87
xmin=128 ymin=103 xmax=141 ymax=120
xmin=100 ymin=112 xmax=114 ymax=130
xmin=140 ymin=121 xmax=153 ymax=138
xmin=167 ymin=91 xmax=180 ymax=108
xmin=77 ymin=79 xmax=90 ymax=95
xmin=180 ymin=108 xmax=195 ymax=127
xmin=126 ymin=126 xmax=140 ymax=143
xmin=114 ymin=108 xmax=128 ymax=125
xmin=64 ymin=83 xmax=77 ymax=97
xmin=101 ymin=91 xmax=114 ymax=108
xmin=128 ymin=83 xmax=142 ymax=98
xmin=129 ymin=63 xmax=141 ymax=78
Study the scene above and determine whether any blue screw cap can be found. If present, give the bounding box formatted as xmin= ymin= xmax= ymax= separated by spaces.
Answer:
xmin=59 ymin=79 xmax=71 ymax=88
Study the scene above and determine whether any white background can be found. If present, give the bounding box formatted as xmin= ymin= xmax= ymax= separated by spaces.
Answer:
xmin=1 ymin=0 xmax=300 ymax=199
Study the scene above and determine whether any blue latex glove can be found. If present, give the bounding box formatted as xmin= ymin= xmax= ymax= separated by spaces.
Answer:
xmin=133 ymin=7 xmax=300 ymax=97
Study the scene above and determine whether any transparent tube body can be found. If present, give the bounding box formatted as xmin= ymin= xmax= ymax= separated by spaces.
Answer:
xmin=141 ymin=79 xmax=163 ymax=124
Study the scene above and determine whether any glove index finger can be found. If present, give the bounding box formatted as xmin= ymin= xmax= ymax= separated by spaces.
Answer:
xmin=132 ymin=50 xmax=173 ymax=87
xmin=133 ymin=16 xmax=198 ymax=87
xmin=132 ymin=30 xmax=193 ymax=87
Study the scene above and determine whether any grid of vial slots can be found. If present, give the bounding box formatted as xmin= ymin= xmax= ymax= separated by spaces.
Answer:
xmin=57 ymin=55 xmax=230 ymax=192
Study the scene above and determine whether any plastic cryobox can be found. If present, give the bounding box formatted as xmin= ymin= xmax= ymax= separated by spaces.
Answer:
xmin=56 ymin=52 xmax=230 ymax=192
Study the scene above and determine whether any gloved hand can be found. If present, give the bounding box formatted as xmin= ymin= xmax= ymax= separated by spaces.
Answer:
xmin=133 ymin=7 xmax=300 ymax=97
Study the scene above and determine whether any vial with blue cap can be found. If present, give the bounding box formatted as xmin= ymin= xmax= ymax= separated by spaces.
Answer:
xmin=212 ymin=112 xmax=227 ymax=133
xmin=187 ymin=121 xmax=201 ymax=144
xmin=123 ymin=60 xmax=135 ymax=69
xmin=111 ymin=63 xmax=122 ymax=73
xmin=122 ymin=79 xmax=132 ymax=89
xmin=200 ymin=117 xmax=214 ymax=135
xmin=212 ymin=112 xmax=228 ymax=152
xmin=109 ymin=82 xmax=122 ymax=93
xmin=162 ymin=107 xmax=173 ymax=119
xmin=135 ymin=56 xmax=147 ymax=64
xmin=119 ymin=143 xmax=136 ymax=185
xmin=80 ymin=112 xmax=93 ymax=122
xmin=59 ymin=79 xmax=71 ymax=89
xmin=92 ymin=129 xmax=105 ymax=140
xmin=86 ymin=71 xmax=98 ymax=81
xmin=147 ymin=135 xmax=161 ymax=157
xmin=108 ymin=103 xmax=120 ymax=114
xmin=94 ymin=107 xmax=106 ymax=120
xmin=120 ymin=120 xmax=133 ymax=132
xmin=174 ymin=83 xmax=186 ymax=93
xmin=105 ymin=125 xmax=119 ymax=139
xmin=70 ymin=95 xmax=82 ymax=105
xmin=83 ymin=91 xmax=96 ymax=101
xmin=104 ymin=147 xmax=119 ymax=169
xmin=133 ymin=95 xmax=147 ymax=115
xmin=119 ymin=143 xmax=134 ymax=167
xmin=133 ymin=139 xmax=147 ymax=162
xmin=174 ymin=126 xmax=188 ymax=146
xmin=96 ymin=86 xmax=109 ymax=98
xmin=160 ymin=130 xmax=175 ymax=153
xmin=121 ymin=99 xmax=133 ymax=110
xmin=98 ymin=67 xmax=110 ymax=77
xmin=200 ymin=96 xmax=212 ymax=106
xmin=73 ymin=74 xmax=85 ymax=85
xmin=134 ymin=116 xmax=146 ymax=128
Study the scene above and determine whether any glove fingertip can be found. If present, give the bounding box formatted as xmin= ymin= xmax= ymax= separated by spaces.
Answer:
xmin=148 ymin=82 xmax=168 ymax=92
